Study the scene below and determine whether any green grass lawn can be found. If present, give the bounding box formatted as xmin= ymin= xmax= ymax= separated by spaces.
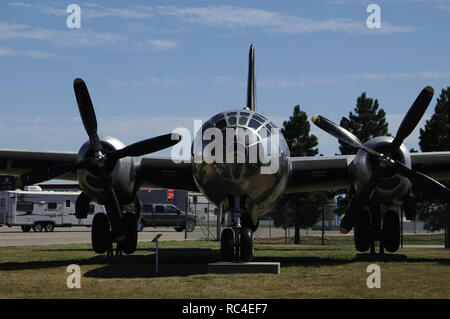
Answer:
xmin=0 ymin=239 xmax=449 ymax=298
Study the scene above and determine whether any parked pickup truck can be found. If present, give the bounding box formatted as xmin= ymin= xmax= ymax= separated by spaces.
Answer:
xmin=138 ymin=203 xmax=198 ymax=232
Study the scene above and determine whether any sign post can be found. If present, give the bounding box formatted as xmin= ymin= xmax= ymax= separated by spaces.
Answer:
xmin=152 ymin=234 xmax=162 ymax=274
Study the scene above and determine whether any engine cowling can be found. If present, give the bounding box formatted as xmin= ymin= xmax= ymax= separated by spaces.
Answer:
xmin=351 ymin=136 xmax=411 ymax=205
xmin=77 ymin=136 xmax=140 ymax=205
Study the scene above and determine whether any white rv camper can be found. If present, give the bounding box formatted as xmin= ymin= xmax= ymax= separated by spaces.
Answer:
xmin=0 ymin=186 xmax=106 ymax=232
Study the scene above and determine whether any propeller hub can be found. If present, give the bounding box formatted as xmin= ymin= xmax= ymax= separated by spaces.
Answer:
xmin=94 ymin=151 xmax=106 ymax=167
xmin=379 ymin=154 xmax=395 ymax=168
xmin=77 ymin=136 xmax=138 ymax=205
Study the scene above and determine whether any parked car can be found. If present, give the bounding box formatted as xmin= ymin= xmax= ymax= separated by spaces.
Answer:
xmin=138 ymin=203 xmax=198 ymax=232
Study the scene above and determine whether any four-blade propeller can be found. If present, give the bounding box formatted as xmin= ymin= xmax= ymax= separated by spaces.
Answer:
xmin=17 ymin=78 xmax=182 ymax=240
xmin=312 ymin=86 xmax=450 ymax=234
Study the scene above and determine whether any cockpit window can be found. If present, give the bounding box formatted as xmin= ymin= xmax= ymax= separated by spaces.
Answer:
xmin=239 ymin=116 xmax=248 ymax=125
xmin=240 ymin=112 xmax=250 ymax=116
xmin=228 ymin=116 xmax=237 ymax=125
xmin=215 ymin=119 xmax=227 ymax=129
xmin=227 ymin=112 xmax=237 ymax=116
xmin=269 ymin=121 xmax=278 ymax=129
xmin=252 ymin=114 xmax=266 ymax=123
xmin=248 ymin=119 xmax=260 ymax=129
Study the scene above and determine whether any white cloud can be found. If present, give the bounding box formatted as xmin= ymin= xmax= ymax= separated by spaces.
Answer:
xmin=214 ymin=70 xmax=450 ymax=89
xmin=146 ymin=39 xmax=179 ymax=51
xmin=0 ymin=46 xmax=57 ymax=59
xmin=0 ymin=22 xmax=124 ymax=47
xmin=108 ymin=77 xmax=186 ymax=88
xmin=9 ymin=2 xmax=417 ymax=34
xmin=156 ymin=5 xmax=416 ymax=34
xmin=9 ymin=2 xmax=154 ymax=19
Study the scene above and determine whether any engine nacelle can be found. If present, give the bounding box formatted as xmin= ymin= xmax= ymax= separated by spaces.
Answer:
xmin=77 ymin=136 xmax=140 ymax=205
xmin=351 ymin=136 xmax=411 ymax=205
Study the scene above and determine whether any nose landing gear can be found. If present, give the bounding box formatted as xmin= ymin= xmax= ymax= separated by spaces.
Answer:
xmin=220 ymin=219 xmax=254 ymax=262
xmin=221 ymin=227 xmax=254 ymax=262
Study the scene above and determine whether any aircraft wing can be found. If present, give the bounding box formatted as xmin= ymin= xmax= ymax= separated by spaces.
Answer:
xmin=0 ymin=149 xmax=199 ymax=191
xmin=286 ymin=155 xmax=355 ymax=193
xmin=139 ymin=156 xmax=199 ymax=192
xmin=0 ymin=149 xmax=79 ymax=181
xmin=287 ymin=151 xmax=450 ymax=194
xmin=410 ymin=152 xmax=450 ymax=181
xmin=1 ymin=148 xmax=450 ymax=194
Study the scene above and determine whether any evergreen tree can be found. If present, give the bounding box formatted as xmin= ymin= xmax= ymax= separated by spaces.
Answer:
xmin=274 ymin=105 xmax=328 ymax=244
xmin=419 ymin=87 xmax=450 ymax=151
xmin=417 ymin=87 xmax=450 ymax=233
xmin=339 ymin=92 xmax=390 ymax=155
xmin=281 ymin=105 xmax=319 ymax=157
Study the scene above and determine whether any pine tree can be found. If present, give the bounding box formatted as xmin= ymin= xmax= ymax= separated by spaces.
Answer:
xmin=339 ymin=92 xmax=390 ymax=155
xmin=417 ymin=87 xmax=450 ymax=235
xmin=273 ymin=105 xmax=328 ymax=244
xmin=281 ymin=105 xmax=319 ymax=156
xmin=419 ymin=87 xmax=450 ymax=151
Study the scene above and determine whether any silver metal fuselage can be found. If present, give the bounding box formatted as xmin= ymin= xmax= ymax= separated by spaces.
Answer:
xmin=191 ymin=109 xmax=291 ymax=225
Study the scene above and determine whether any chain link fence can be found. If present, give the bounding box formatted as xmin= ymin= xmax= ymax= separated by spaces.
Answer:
xmin=186 ymin=196 xmax=448 ymax=247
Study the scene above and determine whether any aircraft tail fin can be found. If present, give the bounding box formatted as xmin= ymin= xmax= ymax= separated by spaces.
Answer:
xmin=246 ymin=44 xmax=256 ymax=111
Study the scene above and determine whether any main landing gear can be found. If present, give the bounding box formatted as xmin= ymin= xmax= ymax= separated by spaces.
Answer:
xmin=354 ymin=205 xmax=404 ymax=260
xmin=91 ymin=212 xmax=138 ymax=257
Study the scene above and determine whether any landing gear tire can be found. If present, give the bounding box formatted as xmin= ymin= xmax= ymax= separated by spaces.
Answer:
xmin=21 ymin=225 xmax=31 ymax=232
xmin=92 ymin=213 xmax=109 ymax=254
xmin=221 ymin=228 xmax=234 ymax=262
xmin=122 ymin=213 xmax=138 ymax=254
xmin=175 ymin=226 xmax=184 ymax=232
xmin=240 ymin=227 xmax=254 ymax=262
xmin=354 ymin=210 xmax=371 ymax=252
xmin=382 ymin=210 xmax=400 ymax=253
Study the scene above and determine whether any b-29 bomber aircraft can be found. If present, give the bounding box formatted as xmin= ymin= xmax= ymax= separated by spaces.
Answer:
xmin=0 ymin=45 xmax=450 ymax=261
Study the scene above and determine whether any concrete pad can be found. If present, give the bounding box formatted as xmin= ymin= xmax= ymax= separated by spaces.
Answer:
xmin=208 ymin=262 xmax=280 ymax=274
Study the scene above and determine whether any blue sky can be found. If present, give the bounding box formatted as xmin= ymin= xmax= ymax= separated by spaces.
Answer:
xmin=0 ymin=0 xmax=449 ymax=156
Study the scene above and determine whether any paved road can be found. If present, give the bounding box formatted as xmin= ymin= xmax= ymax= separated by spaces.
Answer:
xmin=0 ymin=226 xmax=205 ymax=246
xmin=0 ymin=224 xmax=341 ymax=247
xmin=0 ymin=225 xmax=443 ymax=248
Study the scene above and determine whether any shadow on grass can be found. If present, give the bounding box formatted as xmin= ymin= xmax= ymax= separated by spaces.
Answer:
xmin=1 ymin=247 xmax=449 ymax=279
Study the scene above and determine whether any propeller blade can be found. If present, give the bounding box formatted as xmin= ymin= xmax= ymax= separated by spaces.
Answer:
xmin=340 ymin=167 xmax=384 ymax=234
xmin=73 ymin=78 xmax=102 ymax=153
xmin=393 ymin=161 xmax=450 ymax=204
xmin=312 ymin=115 xmax=380 ymax=157
xmin=390 ymin=86 xmax=434 ymax=152
xmin=108 ymin=133 xmax=182 ymax=162
xmin=75 ymin=192 xmax=91 ymax=219
xmin=135 ymin=197 xmax=143 ymax=225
